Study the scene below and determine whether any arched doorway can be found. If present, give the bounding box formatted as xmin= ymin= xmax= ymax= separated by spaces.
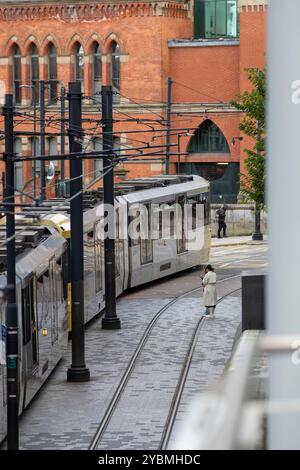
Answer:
xmin=178 ymin=120 xmax=240 ymax=203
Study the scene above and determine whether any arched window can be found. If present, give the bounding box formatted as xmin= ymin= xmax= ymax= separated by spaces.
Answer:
xmin=93 ymin=138 xmax=103 ymax=178
xmin=74 ymin=43 xmax=84 ymax=92
xmin=12 ymin=45 xmax=21 ymax=105
xmin=188 ymin=120 xmax=230 ymax=154
xmin=13 ymin=138 xmax=23 ymax=190
xmin=93 ymin=43 xmax=102 ymax=100
xmin=110 ymin=41 xmax=120 ymax=103
xmin=48 ymin=43 xmax=57 ymax=104
xmin=30 ymin=44 xmax=39 ymax=105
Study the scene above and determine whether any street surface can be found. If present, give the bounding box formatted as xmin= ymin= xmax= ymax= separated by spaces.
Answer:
xmin=1 ymin=238 xmax=267 ymax=450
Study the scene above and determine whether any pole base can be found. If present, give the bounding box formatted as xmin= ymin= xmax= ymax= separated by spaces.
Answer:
xmin=102 ymin=316 xmax=121 ymax=330
xmin=67 ymin=366 xmax=90 ymax=382
xmin=252 ymin=232 xmax=263 ymax=241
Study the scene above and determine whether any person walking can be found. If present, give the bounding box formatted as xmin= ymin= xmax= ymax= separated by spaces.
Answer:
xmin=217 ymin=204 xmax=227 ymax=238
xmin=202 ymin=265 xmax=217 ymax=318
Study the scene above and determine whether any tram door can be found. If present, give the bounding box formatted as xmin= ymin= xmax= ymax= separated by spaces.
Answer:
xmin=0 ymin=301 xmax=6 ymax=441
xmin=22 ymin=278 xmax=38 ymax=373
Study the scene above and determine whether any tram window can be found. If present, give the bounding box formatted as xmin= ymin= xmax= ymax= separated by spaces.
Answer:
xmin=22 ymin=282 xmax=34 ymax=345
xmin=128 ymin=211 xmax=140 ymax=247
xmin=158 ymin=202 xmax=175 ymax=239
xmin=140 ymin=203 xmax=152 ymax=264
xmin=158 ymin=211 xmax=163 ymax=239
xmin=95 ymin=222 xmax=102 ymax=292
xmin=177 ymin=195 xmax=187 ymax=253
xmin=187 ymin=197 xmax=197 ymax=231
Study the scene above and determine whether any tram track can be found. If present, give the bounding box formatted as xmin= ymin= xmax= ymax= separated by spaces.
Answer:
xmin=159 ymin=286 xmax=241 ymax=450
xmin=88 ymin=275 xmax=241 ymax=450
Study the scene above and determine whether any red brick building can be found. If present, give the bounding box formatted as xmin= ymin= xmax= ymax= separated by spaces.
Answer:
xmin=0 ymin=0 xmax=267 ymax=202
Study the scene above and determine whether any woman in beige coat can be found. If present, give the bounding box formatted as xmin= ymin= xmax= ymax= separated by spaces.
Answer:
xmin=202 ymin=265 xmax=217 ymax=317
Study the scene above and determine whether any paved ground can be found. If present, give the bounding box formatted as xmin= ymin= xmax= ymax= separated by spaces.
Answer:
xmin=0 ymin=239 xmax=267 ymax=450
xmin=211 ymin=235 xmax=267 ymax=248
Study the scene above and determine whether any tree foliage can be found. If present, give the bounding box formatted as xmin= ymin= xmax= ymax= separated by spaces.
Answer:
xmin=231 ymin=68 xmax=266 ymax=208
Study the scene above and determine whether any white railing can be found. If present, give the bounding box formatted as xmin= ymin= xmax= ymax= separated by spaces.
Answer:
xmin=174 ymin=330 xmax=300 ymax=450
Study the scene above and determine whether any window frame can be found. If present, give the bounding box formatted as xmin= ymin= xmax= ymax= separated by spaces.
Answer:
xmin=12 ymin=44 xmax=22 ymax=105
xmin=74 ymin=43 xmax=84 ymax=93
xmin=196 ymin=0 xmax=239 ymax=40
xmin=30 ymin=43 xmax=39 ymax=106
xmin=92 ymin=42 xmax=102 ymax=101
xmin=48 ymin=43 xmax=57 ymax=105
xmin=110 ymin=41 xmax=120 ymax=104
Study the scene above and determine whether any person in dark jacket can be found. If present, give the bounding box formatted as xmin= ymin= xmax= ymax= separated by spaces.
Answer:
xmin=217 ymin=205 xmax=227 ymax=238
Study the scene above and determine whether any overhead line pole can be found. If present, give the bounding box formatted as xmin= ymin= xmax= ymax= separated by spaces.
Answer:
xmin=101 ymin=85 xmax=121 ymax=330
xmin=67 ymin=82 xmax=90 ymax=382
xmin=165 ymin=77 xmax=172 ymax=175
xmin=60 ymin=85 xmax=66 ymax=197
xmin=40 ymin=80 xmax=46 ymax=201
xmin=3 ymin=94 xmax=19 ymax=449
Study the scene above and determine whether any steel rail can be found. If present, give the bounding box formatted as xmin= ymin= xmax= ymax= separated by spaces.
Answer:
xmin=160 ymin=287 xmax=242 ymax=450
xmin=88 ymin=275 xmax=240 ymax=450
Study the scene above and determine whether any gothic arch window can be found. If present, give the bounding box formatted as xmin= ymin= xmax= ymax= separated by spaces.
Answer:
xmin=74 ymin=42 xmax=84 ymax=92
xmin=92 ymin=42 xmax=102 ymax=100
xmin=110 ymin=41 xmax=120 ymax=103
xmin=188 ymin=120 xmax=230 ymax=154
xmin=12 ymin=44 xmax=21 ymax=105
xmin=30 ymin=43 xmax=39 ymax=105
xmin=48 ymin=43 xmax=57 ymax=104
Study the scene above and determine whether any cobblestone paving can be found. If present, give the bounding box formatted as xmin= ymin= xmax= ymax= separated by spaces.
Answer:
xmin=168 ymin=296 xmax=241 ymax=449
xmin=7 ymin=293 xmax=240 ymax=450
xmin=97 ymin=296 xmax=241 ymax=450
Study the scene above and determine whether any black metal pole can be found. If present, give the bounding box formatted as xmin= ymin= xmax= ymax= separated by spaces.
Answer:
xmin=101 ymin=85 xmax=121 ymax=330
xmin=165 ymin=77 xmax=172 ymax=175
xmin=252 ymin=119 xmax=263 ymax=241
xmin=67 ymin=82 xmax=90 ymax=382
xmin=252 ymin=202 xmax=263 ymax=241
xmin=40 ymin=80 xmax=46 ymax=201
xmin=3 ymin=94 xmax=19 ymax=449
xmin=33 ymin=89 xmax=37 ymax=200
xmin=177 ymin=134 xmax=181 ymax=174
xmin=60 ymin=85 xmax=66 ymax=197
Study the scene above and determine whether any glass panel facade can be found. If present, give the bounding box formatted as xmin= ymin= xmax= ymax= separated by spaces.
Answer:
xmin=195 ymin=0 xmax=239 ymax=39
xmin=12 ymin=45 xmax=21 ymax=105
xmin=188 ymin=120 xmax=230 ymax=153
xmin=30 ymin=44 xmax=39 ymax=105
xmin=48 ymin=43 xmax=57 ymax=104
